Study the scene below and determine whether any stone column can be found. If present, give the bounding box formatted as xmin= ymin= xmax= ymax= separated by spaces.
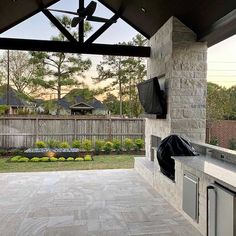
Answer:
xmin=145 ymin=17 xmax=207 ymax=160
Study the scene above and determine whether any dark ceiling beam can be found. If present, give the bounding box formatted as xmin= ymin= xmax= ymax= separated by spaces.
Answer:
xmin=0 ymin=38 xmax=150 ymax=57
xmin=98 ymin=0 xmax=150 ymax=39
xmin=42 ymin=9 xmax=77 ymax=43
xmin=79 ymin=0 xmax=85 ymax=44
xmin=85 ymin=14 xmax=120 ymax=44
xmin=198 ymin=9 xmax=236 ymax=47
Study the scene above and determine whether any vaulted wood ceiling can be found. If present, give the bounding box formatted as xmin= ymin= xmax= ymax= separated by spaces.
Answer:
xmin=0 ymin=0 xmax=59 ymax=34
xmin=0 ymin=0 xmax=236 ymax=47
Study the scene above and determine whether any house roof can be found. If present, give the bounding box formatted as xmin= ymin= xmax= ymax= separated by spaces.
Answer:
xmin=89 ymin=98 xmax=106 ymax=109
xmin=0 ymin=0 xmax=236 ymax=47
xmin=58 ymin=94 xmax=106 ymax=110
xmin=0 ymin=86 xmax=31 ymax=107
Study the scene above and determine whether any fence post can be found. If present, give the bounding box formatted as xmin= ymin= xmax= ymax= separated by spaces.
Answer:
xmin=35 ymin=117 xmax=39 ymax=143
xmin=109 ymin=116 xmax=112 ymax=141
xmin=74 ymin=118 xmax=77 ymax=140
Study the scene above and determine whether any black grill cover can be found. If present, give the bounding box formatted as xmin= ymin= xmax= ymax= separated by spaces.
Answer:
xmin=156 ymin=135 xmax=198 ymax=180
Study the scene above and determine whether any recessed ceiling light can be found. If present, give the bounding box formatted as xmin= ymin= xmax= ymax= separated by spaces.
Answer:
xmin=141 ymin=7 xmax=146 ymax=13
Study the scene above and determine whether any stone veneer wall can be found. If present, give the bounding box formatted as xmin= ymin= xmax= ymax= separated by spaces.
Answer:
xmin=145 ymin=17 xmax=207 ymax=161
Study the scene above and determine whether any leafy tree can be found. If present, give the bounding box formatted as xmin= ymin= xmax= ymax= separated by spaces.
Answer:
xmin=0 ymin=71 xmax=4 ymax=86
xmin=206 ymin=82 xmax=232 ymax=120
xmin=228 ymin=86 xmax=236 ymax=119
xmin=0 ymin=51 xmax=40 ymax=94
xmin=102 ymin=93 xmax=129 ymax=115
xmin=93 ymin=54 xmax=128 ymax=116
xmin=93 ymin=34 xmax=147 ymax=117
xmin=31 ymin=16 xmax=92 ymax=114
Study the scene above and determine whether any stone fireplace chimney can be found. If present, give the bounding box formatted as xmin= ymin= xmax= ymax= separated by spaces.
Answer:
xmin=145 ymin=17 xmax=207 ymax=161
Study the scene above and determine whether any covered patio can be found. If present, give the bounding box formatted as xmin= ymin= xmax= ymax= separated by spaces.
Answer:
xmin=1 ymin=0 xmax=236 ymax=235
xmin=0 ymin=169 xmax=201 ymax=236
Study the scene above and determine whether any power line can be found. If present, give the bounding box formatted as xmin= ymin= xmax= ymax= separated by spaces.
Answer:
xmin=208 ymin=61 xmax=236 ymax=63
xmin=208 ymin=69 xmax=236 ymax=72
xmin=207 ymin=80 xmax=235 ymax=83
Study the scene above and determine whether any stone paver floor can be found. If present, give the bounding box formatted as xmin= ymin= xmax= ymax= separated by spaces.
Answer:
xmin=0 ymin=169 xmax=202 ymax=236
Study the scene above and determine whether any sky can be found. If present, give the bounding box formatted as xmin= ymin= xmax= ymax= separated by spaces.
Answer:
xmin=1 ymin=0 xmax=236 ymax=93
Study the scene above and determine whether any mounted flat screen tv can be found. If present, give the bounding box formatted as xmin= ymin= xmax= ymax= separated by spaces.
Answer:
xmin=137 ymin=75 xmax=166 ymax=118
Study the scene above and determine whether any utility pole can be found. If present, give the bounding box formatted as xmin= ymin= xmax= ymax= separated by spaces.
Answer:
xmin=6 ymin=50 xmax=10 ymax=114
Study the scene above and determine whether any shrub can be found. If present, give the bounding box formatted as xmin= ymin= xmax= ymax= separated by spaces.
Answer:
xmin=84 ymin=155 xmax=92 ymax=161
xmin=58 ymin=157 xmax=66 ymax=161
xmin=10 ymin=156 xmax=22 ymax=162
xmin=112 ymin=139 xmax=122 ymax=153
xmin=46 ymin=140 xmax=61 ymax=149
xmin=75 ymin=157 xmax=84 ymax=161
xmin=18 ymin=157 xmax=29 ymax=162
xmin=94 ymin=140 xmax=105 ymax=155
xmin=104 ymin=141 xmax=113 ymax=154
xmin=12 ymin=149 xmax=24 ymax=156
xmin=124 ymin=138 xmax=134 ymax=152
xmin=209 ymin=137 xmax=218 ymax=146
xmin=50 ymin=157 xmax=58 ymax=162
xmin=35 ymin=141 xmax=47 ymax=148
xmin=41 ymin=157 xmax=49 ymax=162
xmin=0 ymin=149 xmax=6 ymax=155
xmin=229 ymin=138 xmax=236 ymax=150
xmin=82 ymin=139 xmax=92 ymax=152
xmin=0 ymin=105 xmax=9 ymax=115
xmin=134 ymin=138 xmax=144 ymax=151
xmin=31 ymin=157 xmax=40 ymax=162
xmin=67 ymin=157 xmax=74 ymax=161
xmin=72 ymin=140 xmax=81 ymax=148
xmin=60 ymin=142 xmax=70 ymax=149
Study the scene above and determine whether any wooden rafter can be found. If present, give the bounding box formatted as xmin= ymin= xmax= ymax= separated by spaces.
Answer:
xmin=42 ymin=9 xmax=77 ymax=42
xmin=0 ymin=38 xmax=150 ymax=57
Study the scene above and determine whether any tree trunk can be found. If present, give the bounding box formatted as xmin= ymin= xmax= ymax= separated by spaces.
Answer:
xmin=119 ymin=78 xmax=122 ymax=117
xmin=56 ymin=66 xmax=61 ymax=115
xmin=118 ymin=60 xmax=123 ymax=117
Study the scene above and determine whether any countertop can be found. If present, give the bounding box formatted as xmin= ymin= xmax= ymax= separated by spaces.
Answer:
xmin=173 ymin=155 xmax=236 ymax=189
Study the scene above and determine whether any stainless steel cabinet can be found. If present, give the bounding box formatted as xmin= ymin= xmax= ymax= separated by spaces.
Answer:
xmin=207 ymin=183 xmax=236 ymax=236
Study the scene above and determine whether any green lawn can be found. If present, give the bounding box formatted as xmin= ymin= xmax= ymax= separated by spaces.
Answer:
xmin=0 ymin=155 xmax=135 ymax=173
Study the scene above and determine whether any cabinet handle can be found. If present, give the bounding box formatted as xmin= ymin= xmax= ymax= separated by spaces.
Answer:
xmin=207 ymin=186 xmax=217 ymax=236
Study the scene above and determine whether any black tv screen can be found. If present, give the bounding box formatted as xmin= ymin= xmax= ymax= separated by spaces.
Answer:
xmin=137 ymin=76 xmax=166 ymax=117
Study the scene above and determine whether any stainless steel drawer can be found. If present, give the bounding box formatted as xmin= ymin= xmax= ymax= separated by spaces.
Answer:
xmin=182 ymin=172 xmax=199 ymax=221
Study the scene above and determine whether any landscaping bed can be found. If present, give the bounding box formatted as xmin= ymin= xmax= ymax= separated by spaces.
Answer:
xmin=0 ymin=138 xmax=144 ymax=172
xmin=0 ymin=155 xmax=135 ymax=173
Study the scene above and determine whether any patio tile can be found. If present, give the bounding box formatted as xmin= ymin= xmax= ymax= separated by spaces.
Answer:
xmin=45 ymin=225 xmax=88 ymax=236
xmin=0 ymin=169 xmax=202 ymax=236
xmin=16 ymin=217 xmax=49 ymax=236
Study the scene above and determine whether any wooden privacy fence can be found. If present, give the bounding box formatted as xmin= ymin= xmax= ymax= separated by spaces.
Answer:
xmin=0 ymin=116 xmax=145 ymax=148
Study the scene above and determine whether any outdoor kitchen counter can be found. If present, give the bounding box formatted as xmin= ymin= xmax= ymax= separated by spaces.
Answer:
xmin=173 ymin=155 xmax=236 ymax=190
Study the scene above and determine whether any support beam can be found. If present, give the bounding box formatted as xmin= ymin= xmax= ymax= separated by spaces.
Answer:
xmin=79 ymin=0 xmax=84 ymax=44
xmin=85 ymin=14 xmax=120 ymax=44
xmin=0 ymin=38 xmax=150 ymax=57
xmin=198 ymin=9 xmax=236 ymax=47
xmin=42 ymin=9 xmax=77 ymax=43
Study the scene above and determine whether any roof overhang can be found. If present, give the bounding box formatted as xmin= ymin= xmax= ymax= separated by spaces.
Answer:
xmin=0 ymin=0 xmax=236 ymax=49
xmin=97 ymin=0 xmax=236 ymax=47
xmin=70 ymin=102 xmax=94 ymax=110
xmin=0 ymin=0 xmax=59 ymax=34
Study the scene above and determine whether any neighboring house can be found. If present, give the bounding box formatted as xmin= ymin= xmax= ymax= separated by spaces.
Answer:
xmin=48 ymin=94 xmax=109 ymax=116
xmin=0 ymin=85 xmax=36 ymax=115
